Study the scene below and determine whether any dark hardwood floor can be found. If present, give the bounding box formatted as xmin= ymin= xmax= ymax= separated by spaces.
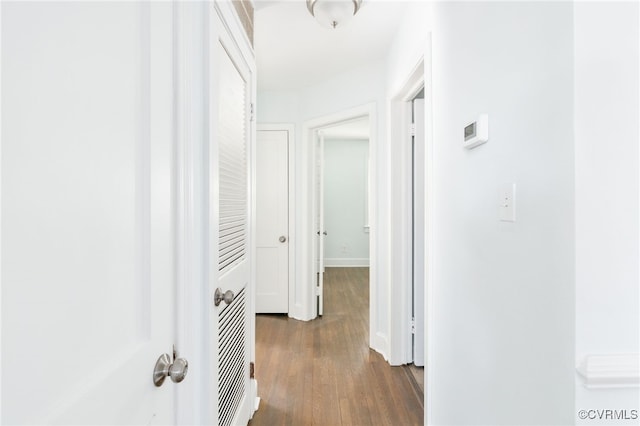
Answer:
xmin=249 ymin=267 xmax=424 ymax=426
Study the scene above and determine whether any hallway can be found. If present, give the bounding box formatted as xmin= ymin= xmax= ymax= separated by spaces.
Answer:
xmin=249 ymin=267 xmax=423 ymax=426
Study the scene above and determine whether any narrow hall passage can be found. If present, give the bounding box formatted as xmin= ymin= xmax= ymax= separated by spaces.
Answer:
xmin=249 ymin=267 xmax=423 ymax=426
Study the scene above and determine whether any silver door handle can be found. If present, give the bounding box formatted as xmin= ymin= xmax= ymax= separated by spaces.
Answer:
xmin=153 ymin=353 xmax=189 ymax=386
xmin=279 ymin=236 xmax=287 ymax=243
xmin=214 ymin=288 xmax=235 ymax=306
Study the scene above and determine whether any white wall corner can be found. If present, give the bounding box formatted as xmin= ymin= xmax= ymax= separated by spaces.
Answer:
xmin=576 ymin=354 xmax=640 ymax=389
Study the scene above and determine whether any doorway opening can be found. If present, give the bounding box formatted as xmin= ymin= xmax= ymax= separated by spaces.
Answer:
xmin=315 ymin=117 xmax=370 ymax=317
xmin=387 ymin=57 xmax=429 ymax=400
xmin=302 ymin=103 xmax=381 ymax=348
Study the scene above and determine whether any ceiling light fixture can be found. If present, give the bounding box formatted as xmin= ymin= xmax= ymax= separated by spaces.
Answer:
xmin=306 ymin=0 xmax=363 ymax=29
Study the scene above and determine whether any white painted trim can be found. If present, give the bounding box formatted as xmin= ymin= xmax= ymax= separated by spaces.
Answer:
xmin=576 ymin=354 xmax=640 ymax=389
xmin=423 ymin=33 xmax=435 ymax=426
xmin=174 ymin=2 xmax=209 ymax=424
xmin=318 ymin=132 xmax=325 ymax=317
xmin=323 ymin=135 xmax=369 ymax=141
xmin=256 ymin=123 xmax=296 ymax=319
xmin=251 ymin=379 xmax=260 ymax=412
xmin=386 ymin=33 xmax=435 ymax=426
xmin=301 ymin=103 xmax=378 ymax=335
xmin=215 ymin=0 xmax=253 ymax=56
xmin=247 ymin=67 xmax=259 ymax=424
xmin=0 ymin=1 xmax=4 ymax=420
xmin=388 ymin=98 xmax=412 ymax=366
xmin=371 ymin=332 xmax=390 ymax=362
xmin=389 ymin=57 xmax=426 ymax=367
xmin=214 ymin=1 xmax=254 ymax=61
xmin=324 ymin=258 xmax=370 ymax=267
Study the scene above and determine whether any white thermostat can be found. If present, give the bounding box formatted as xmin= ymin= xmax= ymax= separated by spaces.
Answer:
xmin=463 ymin=114 xmax=489 ymax=149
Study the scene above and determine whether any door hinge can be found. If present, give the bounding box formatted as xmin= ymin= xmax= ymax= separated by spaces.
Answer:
xmin=410 ymin=318 xmax=416 ymax=334
xmin=409 ymin=123 xmax=416 ymax=137
xmin=250 ymin=103 xmax=255 ymax=122
xmin=250 ymin=362 xmax=255 ymax=379
xmin=315 ymin=286 xmax=321 ymax=296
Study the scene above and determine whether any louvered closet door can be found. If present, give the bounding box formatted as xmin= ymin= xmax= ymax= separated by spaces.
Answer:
xmin=210 ymin=8 xmax=253 ymax=426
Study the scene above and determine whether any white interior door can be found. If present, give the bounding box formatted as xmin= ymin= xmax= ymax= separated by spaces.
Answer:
xmin=256 ymin=130 xmax=289 ymax=313
xmin=209 ymin=6 xmax=254 ymax=425
xmin=412 ymin=98 xmax=426 ymax=366
xmin=2 ymin=2 xmax=179 ymax=423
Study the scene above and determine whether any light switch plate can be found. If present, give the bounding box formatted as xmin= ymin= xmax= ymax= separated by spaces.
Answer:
xmin=499 ymin=183 xmax=516 ymax=222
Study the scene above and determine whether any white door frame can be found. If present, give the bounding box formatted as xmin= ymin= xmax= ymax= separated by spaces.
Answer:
xmin=412 ymin=96 xmax=426 ymax=367
xmin=174 ymin=1 xmax=257 ymax=423
xmin=388 ymin=39 xmax=434 ymax=426
xmin=389 ymin=59 xmax=425 ymax=366
xmin=256 ymin=123 xmax=296 ymax=316
xmin=300 ymin=104 xmax=378 ymax=339
xmin=173 ymin=2 xmax=209 ymax=423
xmin=317 ymin=131 xmax=325 ymax=316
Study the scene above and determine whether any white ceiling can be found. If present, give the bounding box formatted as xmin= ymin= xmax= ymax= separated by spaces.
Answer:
xmin=254 ymin=0 xmax=409 ymax=91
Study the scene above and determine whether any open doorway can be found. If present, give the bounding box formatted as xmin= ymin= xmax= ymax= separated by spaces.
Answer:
xmin=302 ymin=104 xmax=380 ymax=342
xmin=314 ymin=117 xmax=370 ymax=316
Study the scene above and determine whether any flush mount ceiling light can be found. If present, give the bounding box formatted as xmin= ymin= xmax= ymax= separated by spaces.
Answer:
xmin=306 ymin=0 xmax=363 ymax=29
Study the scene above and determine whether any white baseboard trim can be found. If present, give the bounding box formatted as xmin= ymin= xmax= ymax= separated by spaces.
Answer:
xmin=371 ymin=331 xmax=389 ymax=362
xmin=576 ymin=353 xmax=640 ymax=389
xmin=324 ymin=258 xmax=370 ymax=267
xmin=250 ymin=379 xmax=260 ymax=414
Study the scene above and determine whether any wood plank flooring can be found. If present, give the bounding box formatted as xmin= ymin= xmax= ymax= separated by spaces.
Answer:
xmin=249 ymin=267 xmax=423 ymax=426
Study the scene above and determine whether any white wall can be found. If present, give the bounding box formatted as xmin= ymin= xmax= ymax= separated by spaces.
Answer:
xmin=427 ymin=2 xmax=576 ymax=424
xmin=386 ymin=2 xmax=431 ymax=97
xmin=574 ymin=1 xmax=640 ymax=422
xmin=323 ymin=138 xmax=370 ymax=266
xmin=255 ymin=89 xmax=299 ymax=123
xmin=386 ymin=1 xmax=640 ymax=424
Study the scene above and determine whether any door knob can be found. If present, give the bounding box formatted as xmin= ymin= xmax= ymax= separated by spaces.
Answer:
xmin=214 ymin=288 xmax=235 ymax=306
xmin=153 ymin=353 xmax=189 ymax=387
xmin=279 ymin=236 xmax=287 ymax=243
